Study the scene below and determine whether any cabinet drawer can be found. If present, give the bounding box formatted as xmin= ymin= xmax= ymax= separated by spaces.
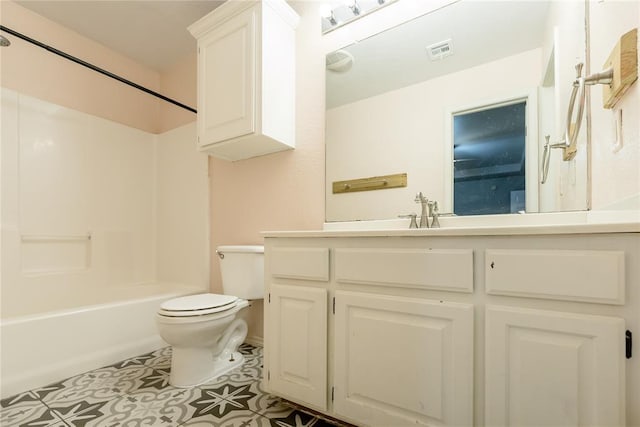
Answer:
xmin=335 ymin=248 xmax=473 ymax=292
xmin=485 ymin=249 xmax=625 ymax=304
xmin=270 ymin=247 xmax=329 ymax=281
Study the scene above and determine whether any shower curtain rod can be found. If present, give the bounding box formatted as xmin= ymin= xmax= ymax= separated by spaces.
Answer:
xmin=0 ymin=25 xmax=197 ymax=114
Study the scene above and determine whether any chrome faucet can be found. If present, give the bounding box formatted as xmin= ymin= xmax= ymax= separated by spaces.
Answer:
xmin=414 ymin=192 xmax=429 ymax=228
xmin=399 ymin=213 xmax=418 ymax=229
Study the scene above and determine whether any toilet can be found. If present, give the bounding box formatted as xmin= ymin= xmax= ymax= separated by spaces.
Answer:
xmin=156 ymin=245 xmax=264 ymax=387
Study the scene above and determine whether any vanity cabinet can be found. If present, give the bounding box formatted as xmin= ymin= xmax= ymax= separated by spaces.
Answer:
xmin=264 ymin=243 xmax=475 ymax=426
xmin=334 ymin=292 xmax=473 ymax=426
xmin=483 ymin=247 xmax=627 ymax=426
xmin=485 ymin=305 xmax=625 ymax=426
xmin=263 ymin=230 xmax=638 ymax=427
xmin=268 ymin=284 xmax=327 ymax=410
xmin=188 ymin=0 xmax=299 ymax=161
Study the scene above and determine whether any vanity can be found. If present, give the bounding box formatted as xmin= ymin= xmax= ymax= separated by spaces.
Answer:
xmin=262 ymin=219 xmax=640 ymax=426
xmin=260 ymin=0 xmax=639 ymax=425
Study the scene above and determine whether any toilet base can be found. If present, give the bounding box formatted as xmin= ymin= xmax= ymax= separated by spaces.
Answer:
xmin=169 ymin=348 xmax=245 ymax=388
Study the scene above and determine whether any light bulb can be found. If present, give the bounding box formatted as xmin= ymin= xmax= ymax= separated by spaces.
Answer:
xmin=345 ymin=0 xmax=360 ymax=15
xmin=320 ymin=4 xmax=337 ymax=25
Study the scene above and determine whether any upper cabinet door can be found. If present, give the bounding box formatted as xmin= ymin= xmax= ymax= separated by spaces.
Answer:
xmin=189 ymin=0 xmax=299 ymax=161
xmin=197 ymin=7 xmax=255 ymax=146
xmin=334 ymin=291 xmax=474 ymax=426
xmin=485 ymin=305 xmax=625 ymax=426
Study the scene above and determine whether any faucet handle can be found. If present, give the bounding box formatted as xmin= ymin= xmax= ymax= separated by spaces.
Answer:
xmin=427 ymin=201 xmax=441 ymax=228
xmin=399 ymin=213 xmax=418 ymax=229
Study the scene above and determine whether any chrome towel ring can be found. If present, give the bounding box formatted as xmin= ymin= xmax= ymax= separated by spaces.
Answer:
xmin=541 ymin=62 xmax=613 ymax=184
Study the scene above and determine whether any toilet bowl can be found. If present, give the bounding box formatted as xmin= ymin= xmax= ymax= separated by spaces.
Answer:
xmin=156 ymin=245 xmax=264 ymax=387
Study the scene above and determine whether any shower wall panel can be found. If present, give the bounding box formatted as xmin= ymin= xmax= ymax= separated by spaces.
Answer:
xmin=1 ymin=88 xmax=208 ymax=319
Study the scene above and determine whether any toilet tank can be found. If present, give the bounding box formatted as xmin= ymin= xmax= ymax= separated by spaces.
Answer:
xmin=217 ymin=245 xmax=264 ymax=300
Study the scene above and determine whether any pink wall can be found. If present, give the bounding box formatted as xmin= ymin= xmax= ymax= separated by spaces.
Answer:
xmin=159 ymin=52 xmax=198 ymax=134
xmin=0 ymin=1 xmax=194 ymax=134
xmin=208 ymin=1 xmax=326 ymax=293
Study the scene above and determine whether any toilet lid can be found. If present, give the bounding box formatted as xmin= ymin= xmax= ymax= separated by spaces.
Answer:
xmin=159 ymin=294 xmax=238 ymax=317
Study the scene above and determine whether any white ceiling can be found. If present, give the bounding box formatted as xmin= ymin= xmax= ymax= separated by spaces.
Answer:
xmin=15 ymin=0 xmax=225 ymax=71
xmin=326 ymin=1 xmax=551 ymax=108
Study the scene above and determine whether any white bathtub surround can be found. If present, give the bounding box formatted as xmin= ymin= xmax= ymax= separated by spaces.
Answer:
xmin=1 ymin=89 xmax=209 ymax=398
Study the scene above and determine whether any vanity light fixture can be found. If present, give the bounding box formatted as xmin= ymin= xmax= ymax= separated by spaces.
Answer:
xmin=321 ymin=0 xmax=397 ymax=34
xmin=320 ymin=5 xmax=338 ymax=26
xmin=346 ymin=0 xmax=361 ymax=16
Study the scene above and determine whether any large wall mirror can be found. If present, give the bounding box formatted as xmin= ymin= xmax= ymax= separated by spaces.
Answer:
xmin=325 ymin=0 xmax=588 ymax=222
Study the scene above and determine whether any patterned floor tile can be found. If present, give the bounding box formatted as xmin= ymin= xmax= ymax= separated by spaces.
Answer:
xmin=1 ymin=391 xmax=41 ymax=408
xmin=2 ymin=344 xmax=347 ymax=427
xmin=83 ymin=386 xmax=199 ymax=427
xmin=180 ymin=411 xmax=271 ymax=427
xmin=230 ymin=380 xmax=288 ymax=418
xmin=49 ymin=400 xmax=110 ymax=427
xmin=239 ymin=343 xmax=263 ymax=360
xmin=191 ymin=383 xmax=257 ymax=418
xmin=35 ymin=364 xmax=159 ymax=406
xmin=0 ymin=394 xmax=67 ymax=427
xmin=140 ymin=346 xmax=172 ymax=371
xmin=264 ymin=410 xmax=337 ymax=427
xmin=197 ymin=363 xmax=260 ymax=390
xmin=193 ymin=380 xmax=340 ymax=427
xmin=106 ymin=352 xmax=158 ymax=370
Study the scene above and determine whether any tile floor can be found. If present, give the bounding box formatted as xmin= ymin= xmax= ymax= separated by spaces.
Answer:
xmin=1 ymin=344 xmax=346 ymax=427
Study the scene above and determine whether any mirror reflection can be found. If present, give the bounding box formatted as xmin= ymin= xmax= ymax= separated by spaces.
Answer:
xmin=325 ymin=0 xmax=587 ymax=222
xmin=453 ymin=101 xmax=527 ymax=216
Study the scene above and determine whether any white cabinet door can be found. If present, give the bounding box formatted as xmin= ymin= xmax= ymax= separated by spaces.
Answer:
xmin=268 ymin=284 xmax=328 ymax=410
xmin=197 ymin=6 xmax=255 ymax=147
xmin=485 ymin=305 xmax=625 ymax=426
xmin=334 ymin=291 xmax=474 ymax=426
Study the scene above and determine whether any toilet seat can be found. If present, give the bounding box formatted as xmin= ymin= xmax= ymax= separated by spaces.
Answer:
xmin=158 ymin=293 xmax=238 ymax=317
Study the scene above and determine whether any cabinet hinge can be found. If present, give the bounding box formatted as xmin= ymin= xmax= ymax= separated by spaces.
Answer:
xmin=332 ymin=297 xmax=335 ymax=314
xmin=268 ymin=370 xmax=271 ymax=381
xmin=268 ymin=293 xmax=271 ymax=303
xmin=331 ymin=386 xmax=334 ymax=402
xmin=626 ymin=330 xmax=632 ymax=359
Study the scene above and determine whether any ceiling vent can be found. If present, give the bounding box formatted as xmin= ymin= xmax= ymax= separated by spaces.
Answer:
xmin=326 ymin=49 xmax=354 ymax=72
xmin=427 ymin=39 xmax=453 ymax=61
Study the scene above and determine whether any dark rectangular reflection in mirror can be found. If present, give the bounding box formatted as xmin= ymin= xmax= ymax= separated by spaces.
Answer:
xmin=453 ymin=101 xmax=527 ymax=216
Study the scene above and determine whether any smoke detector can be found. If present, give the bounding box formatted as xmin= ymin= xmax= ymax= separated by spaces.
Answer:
xmin=427 ymin=39 xmax=453 ymax=61
xmin=326 ymin=49 xmax=354 ymax=72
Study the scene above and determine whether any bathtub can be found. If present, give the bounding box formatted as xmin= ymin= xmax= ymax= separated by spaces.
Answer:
xmin=0 ymin=283 xmax=203 ymax=399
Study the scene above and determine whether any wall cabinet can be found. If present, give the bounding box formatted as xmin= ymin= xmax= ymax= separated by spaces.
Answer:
xmin=264 ymin=233 xmax=637 ymax=426
xmin=188 ymin=0 xmax=299 ymax=161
